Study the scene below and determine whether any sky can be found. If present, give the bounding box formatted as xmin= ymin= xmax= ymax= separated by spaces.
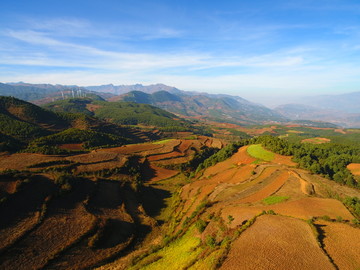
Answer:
xmin=1 ymin=0 xmax=360 ymax=105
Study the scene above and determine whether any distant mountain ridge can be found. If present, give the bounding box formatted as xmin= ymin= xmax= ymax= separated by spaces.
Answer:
xmin=85 ymin=83 xmax=184 ymax=95
xmin=298 ymin=92 xmax=360 ymax=113
xmin=0 ymin=83 xmax=112 ymax=104
xmin=274 ymin=96 xmax=360 ymax=128
xmin=111 ymin=89 xmax=287 ymax=124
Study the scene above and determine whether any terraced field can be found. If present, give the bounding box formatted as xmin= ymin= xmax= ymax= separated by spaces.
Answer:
xmin=125 ymin=143 xmax=360 ymax=270
xmin=1 ymin=139 xmax=360 ymax=270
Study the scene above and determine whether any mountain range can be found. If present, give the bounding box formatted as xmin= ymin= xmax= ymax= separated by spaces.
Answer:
xmin=1 ymin=82 xmax=359 ymax=127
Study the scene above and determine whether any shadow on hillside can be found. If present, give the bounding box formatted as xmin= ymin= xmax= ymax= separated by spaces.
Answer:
xmin=140 ymin=185 xmax=171 ymax=220
xmin=96 ymin=219 xmax=135 ymax=249
xmin=0 ymin=175 xmax=55 ymax=229
xmin=141 ymin=159 xmax=157 ymax=183
xmin=48 ymin=177 xmax=95 ymax=215
xmin=87 ymin=179 xmax=123 ymax=211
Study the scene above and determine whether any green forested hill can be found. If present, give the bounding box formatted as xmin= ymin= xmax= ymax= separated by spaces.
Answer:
xmin=113 ymin=90 xmax=287 ymax=124
xmin=44 ymin=98 xmax=190 ymax=130
xmin=0 ymin=96 xmax=165 ymax=153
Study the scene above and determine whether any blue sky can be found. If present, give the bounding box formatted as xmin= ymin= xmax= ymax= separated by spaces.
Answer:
xmin=1 ymin=0 xmax=360 ymax=104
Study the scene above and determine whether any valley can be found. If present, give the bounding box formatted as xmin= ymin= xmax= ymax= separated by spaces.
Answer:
xmin=0 ymin=89 xmax=360 ymax=269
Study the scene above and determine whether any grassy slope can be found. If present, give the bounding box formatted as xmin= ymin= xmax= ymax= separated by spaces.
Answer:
xmin=247 ymin=144 xmax=275 ymax=161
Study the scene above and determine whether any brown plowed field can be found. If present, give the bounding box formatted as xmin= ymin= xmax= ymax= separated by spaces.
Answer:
xmin=220 ymin=215 xmax=335 ymax=270
xmin=0 ymin=153 xmax=62 ymax=170
xmin=177 ymin=140 xmax=193 ymax=152
xmin=147 ymin=151 xmax=184 ymax=162
xmin=66 ymin=151 xmax=118 ymax=164
xmin=272 ymin=197 xmax=354 ymax=220
xmin=318 ymin=221 xmax=360 ymax=270
xmin=347 ymin=163 xmax=360 ymax=176
xmin=142 ymin=140 xmax=181 ymax=157
xmin=207 ymin=164 xmax=255 ymax=185
xmin=0 ymin=212 xmax=40 ymax=252
xmin=154 ymin=155 xmax=192 ymax=166
xmin=0 ymin=180 xmax=18 ymax=195
xmin=219 ymin=206 xmax=263 ymax=228
xmin=235 ymin=170 xmax=290 ymax=203
xmin=301 ymin=137 xmax=330 ymax=144
xmin=273 ymin=154 xmax=297 ymax=166
xmin=211 ymin=166 xmax=279 ymax=202
xmin=334 ymin=128 xmax=346 ymax=134
xmin=146 ymin=164 xmax=178 ymax=182
xmin=58 ymin=143 xmax=83 ymax=150
xmin=99 ymin=143 xmax=164 ymax=155
xmin=223 ymin=197 xmax=353 ymax=221
xmin=203 ymin=146 xmax=255 ymax=178
xmin=0 ymin=204 xmax=96 ymax=270
xmin=75 ymin=158 xmax=126 ymax=173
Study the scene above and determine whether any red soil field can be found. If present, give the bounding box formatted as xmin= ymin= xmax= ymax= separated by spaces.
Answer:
xmin=97 ymin=143 xmax=164 ymax=155
xmin=177 ymin=140 xmax=193 ymax=152
xmin=0 ymin=180 xmax=19 ymax=195
xmin=211 ymin=166 xmax=279 ymax=202
xmin=141 ymin=140 xmax=181 ymax=157
xmin=230 ymin=164 xmax=257 ymax=183
xmin=85 ymin=103 xmax=102 ymax=112
xmin=308 ymin=127 xmax=333 ymax=130
xmin=154 ymin=156 xmax=192 ymax=166
xmin=273 ymin=154 xmax=297 ymax=166
xmin=147 ymin=151 xmax=183 ymax=162
xmin=334 ymin=128 xmax=346 ymax=134
xmin=224 ymin=197 xmax=354 ymax=223
xmin=235 ymin=170 xmax=290 ymax=204
xmin=318 ymin=221 xmax=360 ymax=270
xmin=58 ymin=143 xmax=83 ymax=150
xmin=67 ymin=151 xmax=118 ymax=164
xmin=220 ymin=215 xmax=334 ymax=270
xmin=203 ymin=146 xmax=255 ymax=178
xmin=146 ymin=164 xmax=178 ymax=182
xmin=0 ymin=153 xmax=62 ymax=170
xmin=301 ymin=137 xmax=330 ymax=144
xmin=75 ymin=159 xmax=126 ymax=173
xmin=0 ymin=204 xmax=96 ymax=270
xmin=271 ymin=197 xmax=353 ymax=220
xmin=347 ymin=163 xmax=360 ymax=176
xmin=0 ymin=212 xmax=40 ymax=252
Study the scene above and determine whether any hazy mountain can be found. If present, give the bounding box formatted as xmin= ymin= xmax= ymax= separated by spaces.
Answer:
xmin=0 ymin=83 xmax=113 ymax=105
xmin=298 ymin=92 xmax=360 ymax=113
xmin=112 ymin=90 xmax=287 ymax=124
xmin=85 ymin=83 xmax=184 ymax=95
xmin=275 ymin=103 xmax=360 ymax=127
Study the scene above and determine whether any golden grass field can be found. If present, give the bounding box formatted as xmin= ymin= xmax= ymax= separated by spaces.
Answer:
xmin=220 ymin=215 xmax=335 ymax=270
xmin=318 ymin=220 xmax=360 ymax=270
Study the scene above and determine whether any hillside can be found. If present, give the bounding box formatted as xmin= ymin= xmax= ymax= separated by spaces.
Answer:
xmin=0 ymin=96 xmax=167 ymax=153
xmin=112 ymin=90 xmax=287 ymax=125
xmin=0 ymin=96 xmax=69 ymax=147
xmin=1 ymin=134 xmax=360 ymax=269
xmin=43 ymin=98 xmax=197 ymax=133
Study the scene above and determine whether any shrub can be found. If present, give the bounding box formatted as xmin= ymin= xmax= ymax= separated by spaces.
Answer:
xmin=321 ymin=215 xmax=331 ymax=221
xmin=206 ymin=235 xmax=217 ymax=248
xmin=195 ymin=219 xmax=207 ymax=233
